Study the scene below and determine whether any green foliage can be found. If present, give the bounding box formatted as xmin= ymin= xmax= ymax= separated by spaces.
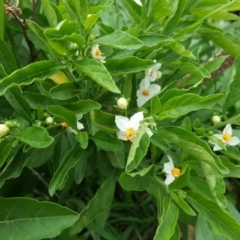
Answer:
xmin=1 ymin=0 xmax=240 ymax=239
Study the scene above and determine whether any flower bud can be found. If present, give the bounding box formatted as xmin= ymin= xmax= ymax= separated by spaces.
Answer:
xmin=157 ymin=71 xmax=162 ymax=79
xmin=45 ymin=117 xmax=54 ymax=125
xmin=117 ymin=97 xmax=128 ymax=110
xmin=0 ymin=124 xmax=9 ymax=137
xmin=212 ymin=115 xmax=221 ymax=124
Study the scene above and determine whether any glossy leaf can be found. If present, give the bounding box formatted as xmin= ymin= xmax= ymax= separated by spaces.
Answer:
xmin=156 ymin=93 xmax=223 ymax=120
xmin=76 ymin=132 xmax=88 ymax=149
xmin=49 ymin=145 xmax=85 ymax=196
xmin=41 ymin=0 xmax=58 ymax=27
xmin=13 ymin=126 xmax=54 ymax=148
xmin=186 ymin=192 xmax=240 ymax=240
xmin=4 ymin=86 xmax=32 ymax=122
xmin=91 ymin=131 xmax=124 ymax=151
xmin=75 ymin=58 xmax=120 ymax=94
xmin=0 ymin=61 xmax=64 ymax=96
xmin=0 ymin=197 xmax=78 ymax=240
xmin=70 ymin=171 xmax=116 ymax=234
xmin=93 ymin=30 xmax=143 ymax=49
xmin=66 ymin=99 xmax=101 ymax=114
xmin=126 ymin=123 xmax=150 ymax=172
xmin=106 ymin=57 xmax=155 ymax=75
xmin=154 ymin=197 xmax=179 ymax=240
xmin=0 ymin=139 xmax=14 ymax=168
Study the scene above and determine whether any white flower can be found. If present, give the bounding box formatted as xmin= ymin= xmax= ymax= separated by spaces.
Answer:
xmin=137 ymin=78 xmax=161 ymax=107
xmin=117 ymin=97 xmax=128 ymax=110
xmin=115 ymin=112 xmax=153 ymax=141
xmin=162 ymin=156 xmax=181 ymax=185
xmin=133 ymin=0 xmax=142 ymax=6
xmin=145 ymin=60 xmax=162 ymax=82
xmin=91 ymin=44 xmax=105 ymax=63
xmin=62 ymin=114 xmax=84 ymax=135
xmin=0 ymin=124 xmax=9 ymax=137
xmin=210 ymin=124 xmax=240 ymax=151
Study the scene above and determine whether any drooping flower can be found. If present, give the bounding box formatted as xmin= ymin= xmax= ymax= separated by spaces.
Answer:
xmin=62 ymin=114 xmax=84 ymax=135
xmin=210 ymin=124 xmax=240 ymax=151
xmin=91 ymin=44 xmax=106 ymax=63
xmin=115 ymin=112 xmax=153 ymax=141
xmin=145 ymin=60 xmax=162 ymax=82
xmin=162 ymin=156 xmax=181 ymax=185
xmin=0 ymin=124 xmax=9 ymax=137
xmin=136 ymin=78 xmax=161 ymax=107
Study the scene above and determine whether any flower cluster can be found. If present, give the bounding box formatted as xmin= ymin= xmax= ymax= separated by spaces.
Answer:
xmin=136 ymin=60 xmax=162 ymax=107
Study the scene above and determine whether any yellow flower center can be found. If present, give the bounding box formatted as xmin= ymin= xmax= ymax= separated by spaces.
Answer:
xmin=222 ymin=133 xmax=232 ymax=143
xmin=171 ymin=168 xmax=180 ymax=178
xmin=61 ymin=122 xmax=69 ymax=128
xmin=95 ymin=48 xmax=102 ymax=57
xmin=125 ymin=128 xmax=135 ymax=141
xmin=142 ymin=89 xmax=150 ymax=96
xmin=149 ymin=70 xmax=153 ymax=76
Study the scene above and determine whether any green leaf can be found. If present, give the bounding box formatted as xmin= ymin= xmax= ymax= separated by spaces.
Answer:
xmin=47 ymin=105 xmax=78 ymax=130
xmin=186 ymin=192 xmax=240 ymax=240
xmin=4 ymin=86 xmax=32 ymax=123
xmin=13 ymin=126 xmax=53 ymax=148
xmin=196 ymin=215 xmax=227 ymax=240
xmin=93 ymin=30 xmax=143 ymax=49
xmin=106 ymin=57 xmax=155 ymax=75
xmin=0 ymin=197 xmax=79 ymax=240
xmin=156 ymin=93 xmax=223 ymax=120
xmin=0 ymin=139 xmax=14 ymax=168
xmin=224 ymin=55 xmax=240 ymax=111
xmin=41 ymin=0 xmax=58 ymax=27
xmin=199 ymin=25 xmax=240 ymax=57
xmin=90 ymin=109 xmax=117 ymax=133
xmin=122 ymin=0 xmax=141 ymax=23
xmin=0 ymin=60 xmax=64 ymax=96
xmin=50 ymin=82 xmax=81 ymax=100
xmin=75 ymin=151 xmax=87 ymax=184
xmin=119 ymin=165 xmax=155 ymax=191
xmin=85 ymin=12 xmax=102 ymax=30
xmin=181 ymin=55 xmax=228 ymax=87
xmin=22 ymin=92 xmax=56 ymax=109
xmin=76 ymin=132 xmax=88 ymax=149
xmin=170 ymin=191 xmax=196 ymax=216
xmin=66 ymin=99 xmax=101 ymax=114
xmin=91 ymin=131 xmax=124 ymax=151
xmin=70 ymin=171 xmax=116 ymax=234
xmin=49 ymin=144 xmax=85 ymax=196
xmin=75 ymin=58 xmax=120 ymax=94
xmin=158 ymin=127 xmax=228 ymax=174
xmin=154 ymin=197 xmax=179 ymax=240
xmin=126 ymin=123 xmax=150 ymax=172
xmin=0 ymin=36 xmax=18 ymax=74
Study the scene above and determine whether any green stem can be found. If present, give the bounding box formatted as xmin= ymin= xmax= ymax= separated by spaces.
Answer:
xmin=0 ymin=0 xmax=4 ymax=39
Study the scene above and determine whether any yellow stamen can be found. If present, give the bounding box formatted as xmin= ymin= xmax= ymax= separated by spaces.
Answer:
xmin=142 ymin=89 xmax=150 ymax=96
xmin=222 ymin=133 xmax=232 ymax=142
xmin=172 ymin=168 xmax=180 ymax=178
xmin=61 ymin=122 xmax=69 ymax=128
xmin=95 ymin=48 xmax=102 ymax=57
xmin=125 ymin=128 xmax=135 ymax=141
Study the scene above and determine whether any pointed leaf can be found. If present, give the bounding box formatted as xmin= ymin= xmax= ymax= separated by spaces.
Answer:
xmin=75 ymin=58 xmax=120 ymax=94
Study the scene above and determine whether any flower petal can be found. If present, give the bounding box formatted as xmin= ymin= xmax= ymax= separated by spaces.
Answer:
xmin=115 ymin=115 xmax=129 ymax=131
xmin=139 ymin=78 xmax=150 ymax=90
xmin=136 ymin=95 xmax=152 ymax=107
xmin=77 ymin=121 xmax=84 ymax=130
xmin=228 ymin=137 xmax=240 ymax=146
xmin=223 ymin=124 xmax=232 ymax=135
xmin=116 ymin=131 xmax=126 ymax=141
xmin=145 ymin=126 xmax=153 ymax=138
xmin=148 ymin=84 xmax=161 ymax=95
xmin=68 ymin=127 xmax=78 ymax=135
xmin=213 ymin=144 xmax=223 ymax=151
xmin=213 ymin=134 xmax=223 ymax=140
xmin=165 ymin=174 xmax=175 ymax=185
xmin=163 ymin=161 xmax=174 ymax=174
xmin=129 ymin=112 xmax=143 ymax=129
